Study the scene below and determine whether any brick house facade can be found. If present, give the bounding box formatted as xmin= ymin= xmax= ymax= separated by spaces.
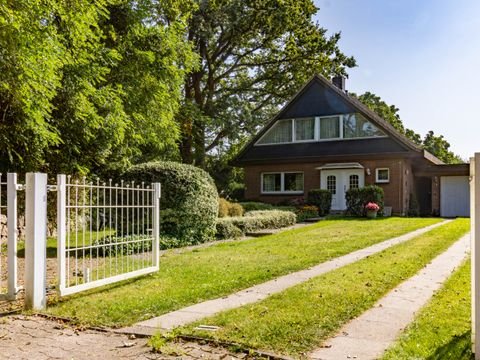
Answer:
xmin=233 ymin=75 xmax=469 ymax=216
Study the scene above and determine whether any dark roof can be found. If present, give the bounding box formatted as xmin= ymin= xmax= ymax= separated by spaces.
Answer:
xmin=233 ymin=74 xmax=444 ymax=166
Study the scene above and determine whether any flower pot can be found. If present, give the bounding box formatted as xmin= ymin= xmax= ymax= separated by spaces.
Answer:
xmin=366 ymin=210 xmax=378 ymax=219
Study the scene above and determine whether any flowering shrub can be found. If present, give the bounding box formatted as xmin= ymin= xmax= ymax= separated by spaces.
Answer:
xmin=295 ymin=205 xmax=319 ymax=222
xmin=365 ymin=202 xmax=380 ymax=212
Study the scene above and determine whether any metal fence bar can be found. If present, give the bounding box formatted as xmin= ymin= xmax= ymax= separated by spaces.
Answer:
xmin=57 ymin=174 xmax=67 ymax=295
xmin=7 ymin=173 xmax=19 ymax=300
xmin=0 ymin=174 xmax=5 ymax=299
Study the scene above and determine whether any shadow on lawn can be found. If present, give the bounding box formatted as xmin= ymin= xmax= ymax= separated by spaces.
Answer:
xmin=426 ymin=331 xmax=473 ymax=360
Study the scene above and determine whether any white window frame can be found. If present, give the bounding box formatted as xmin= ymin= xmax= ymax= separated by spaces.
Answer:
xmin=293 ymin=117 xmax=316 ymax=143
xmin=261 ymin=171 xmax=304 ymax=194
xmin=375 ymin=168 xmax=390 ymax=183
xmin=255 ymin=113 xmax=387 ymax=146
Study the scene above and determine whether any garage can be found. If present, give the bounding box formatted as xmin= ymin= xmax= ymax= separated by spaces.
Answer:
xmin=440 ymin=176 xmax=470 ymax=217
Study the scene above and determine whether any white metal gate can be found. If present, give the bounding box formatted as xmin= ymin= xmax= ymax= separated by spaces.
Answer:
xmin=56 ymin=175 xmax=161 ymax=296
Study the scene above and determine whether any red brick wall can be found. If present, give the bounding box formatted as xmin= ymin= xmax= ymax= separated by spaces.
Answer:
xmin=243 ymin=158 xmax=411 ymax=214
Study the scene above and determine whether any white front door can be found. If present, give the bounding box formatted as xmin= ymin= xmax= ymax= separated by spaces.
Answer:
xmin=320 ymin=169 xmax=365 ymax=211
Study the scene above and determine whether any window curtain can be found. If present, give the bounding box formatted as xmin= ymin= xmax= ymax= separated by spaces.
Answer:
xmin=258 ymin=120 xmax=292 ymax=144
xmin=295 ymin=118 xmax=315 ymax=141
xmin=320 ymin=117 xmax=339 ymax=139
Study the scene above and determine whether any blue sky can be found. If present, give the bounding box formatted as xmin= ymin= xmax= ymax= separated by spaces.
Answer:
xmin=314 ymin=0 xmax=479 ymax=161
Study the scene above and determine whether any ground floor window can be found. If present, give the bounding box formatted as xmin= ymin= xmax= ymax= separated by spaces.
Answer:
xmin=376 ymin=168 xmax=390 ymax=183
xmin=262 ymin=172 xmax=304 ymax=193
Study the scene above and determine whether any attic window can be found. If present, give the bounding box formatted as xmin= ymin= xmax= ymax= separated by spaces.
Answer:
xmin=257 ymin=119 xmax=293 ymax=144
xmin=343 ymin=113 xmax=385 ymax=138
xmin=256 ymin=113 xmax=386 ymax=145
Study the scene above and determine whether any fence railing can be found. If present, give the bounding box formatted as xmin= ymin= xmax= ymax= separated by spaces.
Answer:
xmin=0 ymin=173 xmax=21 ymax=301
xmin=57 ymin=175 xmax=161 ymax=296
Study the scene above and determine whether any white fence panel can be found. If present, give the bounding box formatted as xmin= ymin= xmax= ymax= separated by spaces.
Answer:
xmin=0 ymin=173 xmax=21 ymax=301
xmin=57 ymin=175 xmax=161 ymax=296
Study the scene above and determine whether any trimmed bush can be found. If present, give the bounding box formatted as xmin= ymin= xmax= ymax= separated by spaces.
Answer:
xmin=307 ymin=189 xmax=332 ymax=216
xmin=215 ymin=219 xmax=243 ymax=239
xmin=345 ymin=185 xmax=384 ymax=216
xmin=295 ymin=205 xmax=319 ymax=222
xmin=240 ymin=202 xmax=274 ymax=212
xmin=216 ymin=210 xmax=296 ymax=239
xmin=123 ymin=161 xmax=219 ymax=245
xmin=219 ymin=198 xmax=244 ymax=218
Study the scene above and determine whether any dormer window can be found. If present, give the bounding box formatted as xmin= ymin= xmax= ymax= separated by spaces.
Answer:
xmin=256 ymin=113 xmax=385 ymax=145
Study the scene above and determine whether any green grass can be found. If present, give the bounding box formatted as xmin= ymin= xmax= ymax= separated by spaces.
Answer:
xmin=16 ymin=229 xmax=115 ymax=258
xmin=173 ymin=218 xmax=469 ymax=357
xmin=382 ymin=259 xmax=472 ymax=360
xmin=45 ymin=217 xmax=441 ymax=327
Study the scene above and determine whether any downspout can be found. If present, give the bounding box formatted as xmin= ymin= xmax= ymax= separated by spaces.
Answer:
xmin=398 ymin=160 xmax=403 ymax=216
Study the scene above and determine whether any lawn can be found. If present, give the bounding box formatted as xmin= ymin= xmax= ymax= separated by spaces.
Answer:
xmin=45 ymin=217 xmax=441 ymax=327
xmin=171 ymin=218 xmax=469 ymax=357
xmin=382 ymin=259 xmax=472 ymax=360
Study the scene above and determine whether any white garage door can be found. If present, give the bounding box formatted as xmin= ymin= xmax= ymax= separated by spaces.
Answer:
xmin=440 ymin=176 xmax=470 ymax=217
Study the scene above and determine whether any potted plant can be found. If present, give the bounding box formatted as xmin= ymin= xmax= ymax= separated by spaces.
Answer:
xmin=365 ymin=202 xmax=380 ymax=219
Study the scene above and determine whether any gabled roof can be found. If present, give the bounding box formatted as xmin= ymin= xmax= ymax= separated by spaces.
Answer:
xmin=233 ymin=74 xmax=443 ymax=166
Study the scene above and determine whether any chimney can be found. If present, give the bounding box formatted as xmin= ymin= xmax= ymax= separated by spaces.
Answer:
xmin=332 ymin=76 xmax=345 ymax=91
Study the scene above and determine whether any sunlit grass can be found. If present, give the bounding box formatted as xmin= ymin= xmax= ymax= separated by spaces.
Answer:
xmin=173 ymin=219 xmax=469 ymax=357
xmin=45 ymin=217 xmax=441 ymax=327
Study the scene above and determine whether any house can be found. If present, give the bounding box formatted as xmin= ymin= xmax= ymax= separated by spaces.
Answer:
xmin=232 ymin=75 xmax=470 ymax=217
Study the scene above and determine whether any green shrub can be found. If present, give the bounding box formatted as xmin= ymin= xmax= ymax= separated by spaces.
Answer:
xmin=408 ymin=193 xmax=420 ymax=217
xmin=345 ymin=185 xmax=384 ymax=216
xmin=216 ymin=210 xmax=296 ymax=239
xmin=295 ymin=205 xmax=319 ymax=222
xmin=123 ymin=161 xmax=219 ymax=245
xmin=215 ymin=219 xmax=243 ymax=239
xmin=307 ymin=189 xmax=332 ymax=216
xmin=228 ymin=202 xmax=244 ymax=217
xmin=219 ymin=198 xmax=244 ymax=218
xmin=92 ymin=235 xmax=152 ymax=256
xmin=240 ymin=202 xmax=274 ymax=212
xmin=218 ymin=198 xmax=230 ymax=218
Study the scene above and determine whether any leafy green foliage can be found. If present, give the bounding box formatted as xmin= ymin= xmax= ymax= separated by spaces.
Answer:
xmin=0 ymin=1 xmax=196 ymax=175
xmin=294 ymin=205 xmax=319 ymax=222
xmin=307 ymin=189 xmax=332 ymax=216
xmin=178 ymin=0 xmax=356 ymax=166
xmin=218 ymin=198 xmax=244 ymax=218
xmin=352 ymin=92 xmax=463 ymax=164
xmin=345 ymin=185 xmax=384 ymax=216
xmin=123 ymin=161 xmax=219 ymax=245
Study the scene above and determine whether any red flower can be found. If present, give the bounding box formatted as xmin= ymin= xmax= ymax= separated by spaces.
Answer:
xmin=365 ymin=202 xmax=380 ymax=211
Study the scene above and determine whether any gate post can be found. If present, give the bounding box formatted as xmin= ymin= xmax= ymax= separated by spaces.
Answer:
xmin=57 ymin=174 xmax=66 ymax=295
xmin=7 ymin=173 xmax=19 ymax=300
xmin=25 ymin=173 xmax=48 ymax=310
xmin=472 ymin=154 xmax=480 ymax=358
xmin=153 ymin=183 xmax=161 ymax=268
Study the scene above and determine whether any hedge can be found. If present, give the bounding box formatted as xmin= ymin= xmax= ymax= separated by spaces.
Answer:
xmin=123 ymin=161 xmax=219 ymax=245
xmin=218 ymin=198 xmax=244 ymax=218
xmin=307 ymin=189 xmax=332 ymax=216
xmin=345 ymin=185 xmax=384 ymax=216
xmin=216 ymin=210 xmax=296 ymax=239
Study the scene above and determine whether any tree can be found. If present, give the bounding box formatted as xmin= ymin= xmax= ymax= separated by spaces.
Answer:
xmin=354 ymin=92 xmax=462 ymax=164
xmin=178 ymin=0 xmax=356 ymax=167
xmin=423 ymin=131 xmax=463 ymax=164
xmin=0 ymin=0 xmax=196 ymax=175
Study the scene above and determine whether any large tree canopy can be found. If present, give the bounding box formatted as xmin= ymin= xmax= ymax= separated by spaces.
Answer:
xmin=0 ymin=0 xmax=195 ymax=175
xmin=179 ymin=0 xmax=356 ymax=166
xmin=353 ymin=92 xmax=463 ymax=164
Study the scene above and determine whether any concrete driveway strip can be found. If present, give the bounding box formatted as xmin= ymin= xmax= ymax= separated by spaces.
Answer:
xmin=309 ymin=232 xmax=470 ymax=360
xmin=118 ymin=220 xmax=452 ymax=336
